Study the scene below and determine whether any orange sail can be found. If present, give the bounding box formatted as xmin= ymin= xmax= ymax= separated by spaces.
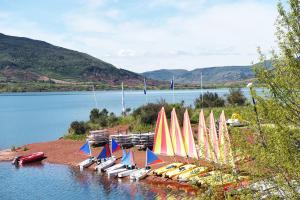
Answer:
xmin=219 ymin=111 xmax=235 ymax=168
xmin=209 ymin=111 xmax=219 ymax=163
xmin=153 ymin=107 xmax=174 ymax=156
xmin=170 ymin=108 xmax=187 ymax=157
xmin=182 ymin=109 xmax=198 ymax=159
xmin=198 ymin=109 xmax=214 ymax=161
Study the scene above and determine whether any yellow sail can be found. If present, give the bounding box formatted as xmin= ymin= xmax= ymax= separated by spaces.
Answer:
xmin=182 ymin=109 xmax=198 ymax=159
xmin=170 ymin=108 xmax=187 ymax=157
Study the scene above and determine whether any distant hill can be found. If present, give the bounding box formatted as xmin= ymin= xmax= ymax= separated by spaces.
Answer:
xmin=0 ymin=33 xmax=150 ymax=88
xmin=142 ymin=65 xmax=256 ymax=85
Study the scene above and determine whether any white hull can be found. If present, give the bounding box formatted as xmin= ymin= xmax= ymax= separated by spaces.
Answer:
xmin=108 ymin=168 xmax=127 ymax=177
xmin=105 ymin=163 xmax=125 ymax=173
xmin=94 ymin=157 xmax=116 ymax=171
xmin=118 ymin=169 xmax=138 ymax=178
xmin=130 ymin=168 xmax=150 ymax=181
xmin=78 ymin=157 xmax=94 ymax=169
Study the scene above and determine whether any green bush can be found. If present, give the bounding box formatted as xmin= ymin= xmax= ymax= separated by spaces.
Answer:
xmin=194 ymin=92 xmax=225 ymax=108
xmin=227 ymin=88 xmax=247 ymax=106
xmin=70 ymin=121 xmax=86 ymax=135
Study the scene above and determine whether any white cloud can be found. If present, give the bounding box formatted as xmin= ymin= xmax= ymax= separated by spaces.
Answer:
xmin=0 ymin=1 xmax=278 ymax=73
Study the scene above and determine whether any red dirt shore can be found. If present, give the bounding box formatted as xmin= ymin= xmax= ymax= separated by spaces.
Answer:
xmin=0 ymin=138 xmax=201 ymax=194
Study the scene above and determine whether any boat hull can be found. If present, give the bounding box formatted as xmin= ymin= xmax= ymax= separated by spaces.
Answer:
xmin=130 ymin=168 xmax=151 ymax=181
xmin=107 ymin=168 xmax=127 ymax=177
xmin=105 ymin=163 xmax=125 ymax=173
xmin=95 ymin=157 xmax=116 ymax=171
xmin=18 ymin=152 xmax=45 ymax=165
xmin=118 ymin=169 xmax=138 ymax=178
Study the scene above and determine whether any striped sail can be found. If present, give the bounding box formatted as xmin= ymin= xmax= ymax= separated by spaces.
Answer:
xmin=209 ymin=111 xmax=219 ymax=163
xmin=170 ymin=108 xmax=187 ymax=157
xmin=198 ymin=109 xmax=214 ymax=161
xmin=219 ymin=111 xmax=235 ymax=168
xmin=182 ymin=109 xmax=198 ymax=159
xmin=153 ymin=107 xmax=174 ymax=156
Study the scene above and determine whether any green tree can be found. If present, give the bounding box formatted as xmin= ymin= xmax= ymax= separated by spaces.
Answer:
xmin=89 ymin=108 xmax=100 ymax=122
xmin=70 ymin=121 xmax=86 ymax=135
xmin=227 ymin=88 xmax=247 ymax=106
xmin=236 ymin=1 xmax=300 ymax=198
xmin=194 ymin=92 xmax=225 ymax=108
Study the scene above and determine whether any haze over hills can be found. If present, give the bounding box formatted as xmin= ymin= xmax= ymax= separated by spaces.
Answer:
xmin=0 ymin=33 xmax=148 ymax=88
xmin=142 ymin=66 xmax=256 ymax=85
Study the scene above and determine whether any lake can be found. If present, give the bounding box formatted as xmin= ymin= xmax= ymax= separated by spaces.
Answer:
xmin=0 ymin=162 xmax=193 ymax=200
xmin=0 ymin=88 xmax=260 ymax=149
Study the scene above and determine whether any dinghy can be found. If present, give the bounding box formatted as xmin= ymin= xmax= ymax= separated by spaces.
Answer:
xmin=177 ymin=166 xmax=208 ymax=182
xmin=12 ymin=152 xmax=45 ymax=166
xmin=130 ymin=148 xmax=163 ymax=181
xmin=164 ymin=164 xmax=196 ymax=178
xmin=78 ymin=141 xmax=95 ymax=170
xmin=95 ymin=157 xmax=116 ymax=171
xmin=117 ymin=150 xmax=137 ymax=178
xmin=153 ymin=162 xmax=183 ymax=176
xmin=105 ymin=163 xmax=125 ymax=173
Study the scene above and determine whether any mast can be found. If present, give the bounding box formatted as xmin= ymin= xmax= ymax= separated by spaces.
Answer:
xmin=92 ymin=85 xmax=98 ymax=108
xmin=201 ymin=72 xmax=203 ymax=107
xmin=172 ymin=75 xmax=175 ymax=104
xmin=122 ymin=82 xmax=125 ymax=114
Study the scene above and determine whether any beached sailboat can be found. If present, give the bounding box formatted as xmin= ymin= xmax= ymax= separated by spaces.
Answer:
xmin=130 ymin=148 xmax=163 ymax=181
xmin=105 ymin=149 xmax=127 ymax=173
xmin=78 ymin=141 xmax=95 ymax=170
xmin=177 ymin=166 xmax=208 ymax=182
xmin=164 ymin=164 xmax=197 ymax=179
xmin=94 ymin=143 xmax=115 ymax=172
xmin=117 ymin=150 xmax=137 ymax=178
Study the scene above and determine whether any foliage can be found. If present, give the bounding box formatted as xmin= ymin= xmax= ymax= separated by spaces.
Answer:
xmin=64 ymin=133 xmax=86 ymax=141
xmin=227 ymin=88 xmax=247 ymax=106
xmin=70 ymin=121 xmax=86 ymax=135
xmin=23 ymin=146 xmax=29 ymax=151
xmin=194 ymin=92 xmax=225 ymax=108
xmin=234 ymin=0 xmax=300 ymax=198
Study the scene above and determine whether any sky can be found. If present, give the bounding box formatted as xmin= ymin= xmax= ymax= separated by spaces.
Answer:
xmin=0 ymin=0 xmax=278 ymax=72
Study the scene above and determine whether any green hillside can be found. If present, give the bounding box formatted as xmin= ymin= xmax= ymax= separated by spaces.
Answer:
xmin=0 ymin=33 xmax=147 ymax=89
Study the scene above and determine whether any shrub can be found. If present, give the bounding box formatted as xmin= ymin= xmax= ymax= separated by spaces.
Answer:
xmin=227 ymin=88 xmax=246 ymax=106
xmin=11 ymin=146 xmax=16 ymax=152
xmin=70 ymin=121 xmax=86 ymax=135
xmin=89 ymin=108 xmax=100 ymax=122
xmin=194 ymin=92 xmax=225 ymax=108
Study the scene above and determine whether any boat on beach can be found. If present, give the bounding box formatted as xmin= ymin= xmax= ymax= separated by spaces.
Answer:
xmin=117 ymin=150 xmax=137 ymax=178
xmin=105 ymin=163 xmax=125 ymax=173
xmin=153 ymin=162 xmax=183 ymax=176
xmin=177 ymin=166 xmax=208 ymax=182
xmin=12 ymin=152 xmax=45 ymax=166
xmin=78 ymin=141 xmax=95 ymax=170
xmin=108 ymin=168 xmax=127 ymax=177
xmin=95 ymin=156 xmax=116 ymax=171
xmin=118 ymin=167 xmax=138 ymax=178
xmin=164 ymin=164 xmax=196 ymax=178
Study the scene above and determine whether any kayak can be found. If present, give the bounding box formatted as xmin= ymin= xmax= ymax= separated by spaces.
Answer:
xmin=177 ymin=166 xmax=208 ymax=182
xmin=130 ymin=168 xmax=151 ymax=181
xmin=153 ymin=163 xmax=183 ymax=176
xmin=190 ymin=171 xmax=238 ymax=187
xmin=12 ymin=152 xmax=45 ymax=166
xmin=164 ymin=164 xmax=196 ymax=179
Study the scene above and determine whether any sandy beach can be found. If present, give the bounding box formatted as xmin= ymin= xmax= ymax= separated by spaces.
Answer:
xmin=0 ymin=138 xmax=203 ymax=194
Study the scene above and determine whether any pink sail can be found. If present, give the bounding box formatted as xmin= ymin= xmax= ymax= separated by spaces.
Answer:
xmin=198 ymin=109 xmax=214 ymax=161
xmin=182 ymin=109 xmax=198 ymax=159
xmin=170 ymin=108 xmax=187 ymax=157
xmin=209 ymin=111 xmax=219 ymax=163
xmin=219 ymin=111 xmax=235 ymax=167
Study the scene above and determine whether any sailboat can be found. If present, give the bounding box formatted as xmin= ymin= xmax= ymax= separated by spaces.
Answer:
xmin=78 ymin=141 xmax=95 ymax=170
xmin=94 ymin=143 xmax=116 ymax=172
xmin=117 ymin=150 xmax=138 ymax=178
xmin=130 ymin=148 xmax=163 ymax=181
xmin=105 ymin=149 xmax=127 ymax=173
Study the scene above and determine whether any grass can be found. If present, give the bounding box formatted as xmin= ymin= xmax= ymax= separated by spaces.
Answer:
xmin=63 ymin=134 xmax=87 ymax=141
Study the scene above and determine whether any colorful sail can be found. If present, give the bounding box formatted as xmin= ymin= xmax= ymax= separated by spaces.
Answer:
xmin=209 ymin=111 xmax=219 ymax=162
xmin=122 ymin=150 xmax=135 ymax=166
xmin=80 ymin=141 xmax=91 ymax=156
xmin=97 ymin=143 xmax=111 ymax=159
xmin=111 ymin=138 xmax=121 ymax=153
xmin=169 ymin=108 xmax=187 ymax=157
xmin=153 ymin=107 xmax=174 ymax=156
xmin=219 ymin=111 xmax=235 ymax=168
xmin=198 ymin=109 xmax=214 ymax=161
xmin=146 ymin=148 xmax=163 ymax=166
xmin=182 ymin=109 xmax=198 ymax=159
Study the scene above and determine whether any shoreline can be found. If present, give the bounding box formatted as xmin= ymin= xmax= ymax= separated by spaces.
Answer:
xmin=0 ymin=138 xmax=200 ymax=194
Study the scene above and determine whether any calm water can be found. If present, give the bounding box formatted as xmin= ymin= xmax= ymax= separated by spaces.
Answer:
xmin=0 ymin=88 xmax=260 ymax=149
xmin=0 ymin=162 xmax=192 ymax=200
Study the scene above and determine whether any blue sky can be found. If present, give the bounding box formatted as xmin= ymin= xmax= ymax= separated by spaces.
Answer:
xmin=0 ymin=0 xmax=278 ymax=72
